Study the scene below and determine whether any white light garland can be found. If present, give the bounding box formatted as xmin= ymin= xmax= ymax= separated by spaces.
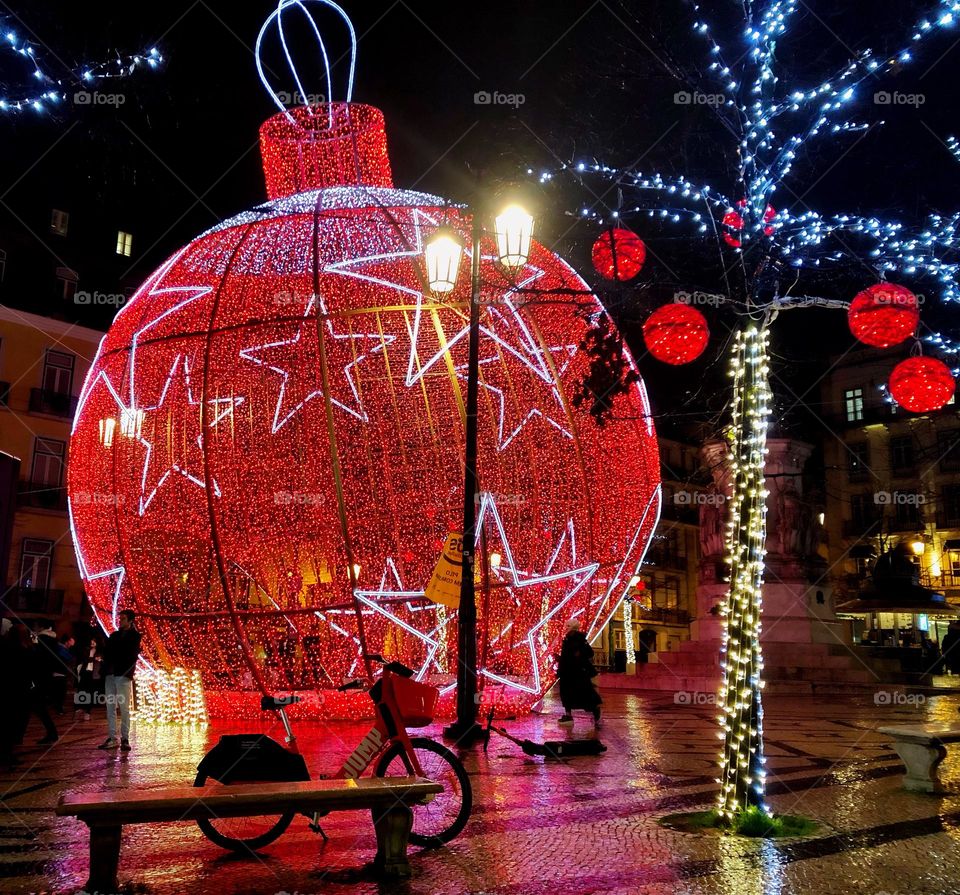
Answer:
xmin=716 ymin=327 xmax=771 ymax=820
xmin=0 ymin=21 xmax=162 ymax=115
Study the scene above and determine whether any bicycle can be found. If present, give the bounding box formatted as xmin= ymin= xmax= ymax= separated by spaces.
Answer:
xmin=193 ymin=655 xmax=472 ymax=852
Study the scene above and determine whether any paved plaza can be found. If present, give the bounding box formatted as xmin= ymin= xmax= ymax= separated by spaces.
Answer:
xmin=3 ymin=690 xmax=960 ymax=895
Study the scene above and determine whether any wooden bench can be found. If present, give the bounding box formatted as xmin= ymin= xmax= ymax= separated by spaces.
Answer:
xmin=56 ymin=776 xmax=442 ymax=889
xmin=879 ymin=724 xmax=960 ymax=793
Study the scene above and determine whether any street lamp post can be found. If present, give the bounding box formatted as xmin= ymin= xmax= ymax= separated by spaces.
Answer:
xmin=426 ymin=202 xmax=533 ymax=743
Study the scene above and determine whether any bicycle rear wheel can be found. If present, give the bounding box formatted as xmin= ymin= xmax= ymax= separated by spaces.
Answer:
xmin=374 ymin=737 xmax=472 ymax=847
xmin=194 ymin=770 xmax=294 ymax=852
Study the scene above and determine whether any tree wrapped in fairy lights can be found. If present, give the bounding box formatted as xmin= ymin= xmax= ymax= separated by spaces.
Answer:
xmin=536 ymin=0 xmax=960 ymax=821
xmin=67 ymin=1 xmax=662 ymax=720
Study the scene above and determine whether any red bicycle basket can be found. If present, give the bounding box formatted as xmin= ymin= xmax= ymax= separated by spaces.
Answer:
xmin=392 ymin=675 xmax=438 ymax=728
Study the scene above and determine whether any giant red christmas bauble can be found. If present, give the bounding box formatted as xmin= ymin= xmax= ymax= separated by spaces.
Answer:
xmin=68 ymin=103 xmax=661 ymax=717
xmin=888 ymin=356 xmax=955 ymax=413
xmin=591 ymin=227 xmax=646 ymax=281
xmin=847 ymin=283 xmax=919 ymax=348
xmin=643 ymin=303 xmax=710 ymax=365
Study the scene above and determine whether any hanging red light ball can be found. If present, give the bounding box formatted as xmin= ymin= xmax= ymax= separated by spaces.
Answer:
xmin=847 ymin=283 xmax=920 ymax=348
xmin=591 ymin=227 xmax=647 ymax=281
xmin=721 ymin=201 xmax=776 ymax=248
xmin=888 ymin=356 xmax=955 ymax=413
xmin=642 ymin=303 xmax=710 ymax=365
xmin=66 ymin=102 xmax=662 ymax=719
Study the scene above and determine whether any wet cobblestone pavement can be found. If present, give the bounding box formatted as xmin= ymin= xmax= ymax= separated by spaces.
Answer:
xmin=3 ymin=691 xmax=960 ymax=894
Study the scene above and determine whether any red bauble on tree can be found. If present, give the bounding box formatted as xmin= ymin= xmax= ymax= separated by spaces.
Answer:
xmin=722 ymin=201 xmax=776 ymax=247
xmin=847 ymin=283 xmax=919 ymax=348
xmin=67 ymin=102 xmax=662 ymax=719
xmin=591 ymin=227 xmax=646 ymax=281
xmin=888 ymin=356 xmax=955 ymax=413
xmin=642 ymin=302 xmax=710 ymax=365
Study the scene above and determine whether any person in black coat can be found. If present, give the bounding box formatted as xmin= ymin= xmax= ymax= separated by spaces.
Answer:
xmin=0 ymin=623 xmax=32 ymax=764
xmin=557 ymin=619 xmax=602 ymax=727
xmin=942 ymin=623 xmax=960 ymax=674
xmin=99 ymin=610 xmax=141 ymax=751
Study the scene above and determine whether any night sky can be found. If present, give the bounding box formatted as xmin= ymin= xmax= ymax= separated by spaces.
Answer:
xmin=2 ymin=0 xmax=959 ymax=441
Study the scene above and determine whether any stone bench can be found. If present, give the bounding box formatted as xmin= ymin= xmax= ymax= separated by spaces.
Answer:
xmin=879 ymin=724 xmax=960 ymax=793
xmin=56 ymin=776 xmax=442 ymax=890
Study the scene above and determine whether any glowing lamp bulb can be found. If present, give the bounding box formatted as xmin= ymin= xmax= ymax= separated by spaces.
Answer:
xmin=495 ymin=204 xmax=534 ymax=268
xmin=425 ymin=226 xmax=463 ymax=293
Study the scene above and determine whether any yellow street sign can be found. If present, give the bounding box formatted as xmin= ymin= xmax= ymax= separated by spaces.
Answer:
xmin=425 ymin=532 xmax=463 ymax=608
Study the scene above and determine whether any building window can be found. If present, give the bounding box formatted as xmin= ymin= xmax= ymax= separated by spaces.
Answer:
xmin=31 ymin=437 xmax=65 ymax=489
xmin=844 ymin=388 xmax=864 ymax=422
xmin=848 ymin=443 xmax=870 ymax=481
xmin=651 ymin=576 xmax=681 ymax=610
xmin=939 ymin=431 xmax=960 ymax=472
xmin=18 ymin=538 xmax=53 ymax=591
xmin=894 ymin=498 xmax=920 ymax=528
xmin=42 ymin=349 xmax=74 ymax=395
xmin=50 ymin=209 xmax=69 ymax=236
xmin=850 ymin=493 xmax=877 ymax=528
xmin=116 ymin=230 xmax=133 ymax=257
xmin=889 ymin=436 xmax=915 ymax=474
xmin=943 ymin=485 xmax=960 ymax=527
xmin=55 ymin=267 xmax=78 ymax=302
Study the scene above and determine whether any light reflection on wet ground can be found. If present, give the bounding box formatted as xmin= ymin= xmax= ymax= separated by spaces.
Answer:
xmin=3 ymin=691 xmax=960 ymax=894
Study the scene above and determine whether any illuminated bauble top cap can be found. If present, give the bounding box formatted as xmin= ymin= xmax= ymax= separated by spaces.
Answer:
xmin=259 ymin=102 xmax=393 ymax=198
xmin=255 ymin=0 xmax=391 ymax=197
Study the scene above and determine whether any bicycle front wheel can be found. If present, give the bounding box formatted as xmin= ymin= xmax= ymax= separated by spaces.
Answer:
xmin=374 ymin=737 xmax=472 ymax=847
xmin=194 ymin=770 xmax=294 ymax=852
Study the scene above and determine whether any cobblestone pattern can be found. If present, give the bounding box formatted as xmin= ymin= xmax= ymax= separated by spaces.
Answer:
xmin=2 ymin=692 xmax=960 ymax=894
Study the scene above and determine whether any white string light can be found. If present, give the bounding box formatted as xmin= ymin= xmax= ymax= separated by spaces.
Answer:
xmin=0 ymin=22 xmax=162 ymax=115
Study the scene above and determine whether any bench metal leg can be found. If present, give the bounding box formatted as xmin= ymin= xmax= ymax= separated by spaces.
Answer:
xmin=371 ymin=804 xmax=413 ymax=879
xmin=892 ymin=740 xmax=948 ymax=793
xmin=86 ymin=823 xmax=121 ymax=891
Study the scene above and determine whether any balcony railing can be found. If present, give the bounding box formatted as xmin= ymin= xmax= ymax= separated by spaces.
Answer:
xmin=1 ymin=587 xmax=65 ymax=615
xmin=920 ymin=570 xmax=960 ymax=591
xmin=28 ymin=387 xmax=78 ymax=419
xmin=637 ymin=607 xmax=692 ymax=626
xmin=842 ymin=517 xmax=882 ymax=538
xmin=17 ymin=479 xmax=68 ymax=511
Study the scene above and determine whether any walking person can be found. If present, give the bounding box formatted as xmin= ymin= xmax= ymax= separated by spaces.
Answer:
xmin=50 ymin=634 xmax=75 ymax=714
xmin=942 ymin=622 xmax=960 ymax=674
xmin=98 ymin=610 xmax=141 ymax=752
xmin=0 ymin=623 xmax=31 ymax=765
xmin=557 ymin=619 xmax=602 ymax=728
xmin=75 ymin=631 xmax=103 ymax=721
xmin=26 ymin=626 xmax=59 ymax=745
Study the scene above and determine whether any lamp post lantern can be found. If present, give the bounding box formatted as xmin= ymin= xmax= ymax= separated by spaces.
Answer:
xmin=427 ymin=202 xmax=534 ymax=743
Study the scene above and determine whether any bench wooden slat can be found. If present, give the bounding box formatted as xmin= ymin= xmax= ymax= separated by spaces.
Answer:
xmin=57 ymin=777 xmax=441 ymax=825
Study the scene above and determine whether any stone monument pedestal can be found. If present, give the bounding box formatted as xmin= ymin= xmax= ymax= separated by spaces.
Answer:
xmin=609 ymin=439 xmax=880 ymax=695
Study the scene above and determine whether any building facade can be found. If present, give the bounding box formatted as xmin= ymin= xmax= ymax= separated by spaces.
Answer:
xmin=821 ymin=345 xmax=960 ymax=644
xmin=0 ymin=306 xmax=104 ymax=623
xmin=597 ymin=436 xmax=705 ymax=669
